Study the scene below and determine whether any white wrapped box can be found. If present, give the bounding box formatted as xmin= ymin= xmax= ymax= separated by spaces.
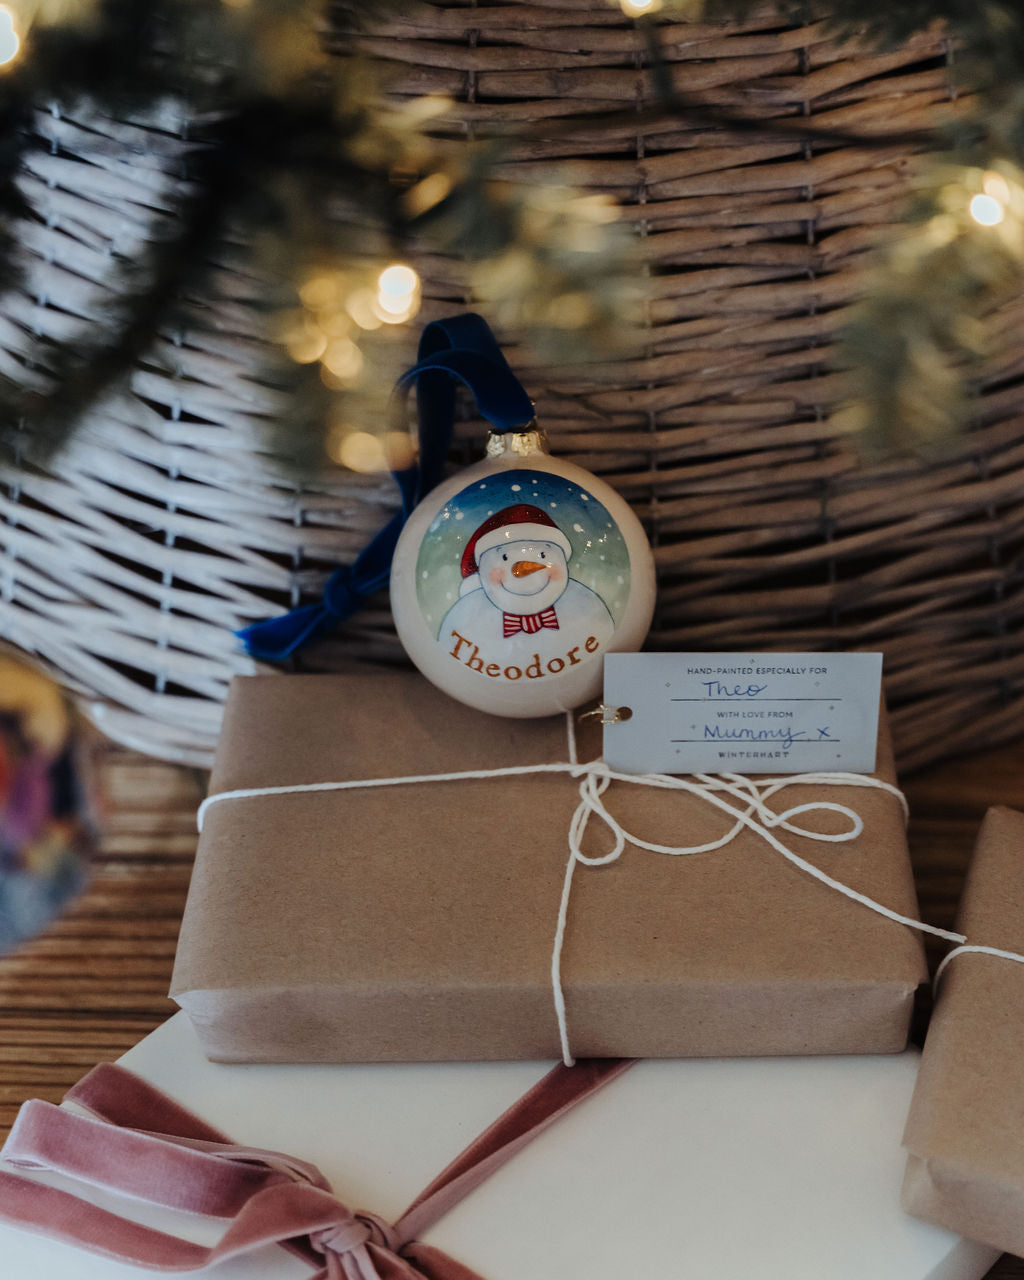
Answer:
xmin=0 ymin=1014 xmax=1000 ymax=1280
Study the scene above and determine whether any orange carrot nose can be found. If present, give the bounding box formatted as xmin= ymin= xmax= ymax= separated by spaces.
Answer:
xmin=512 ymin=560 xmax=547 ymax=578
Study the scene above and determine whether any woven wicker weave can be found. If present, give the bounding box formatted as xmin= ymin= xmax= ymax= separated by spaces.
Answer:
xmin=2 ymin=2 xmax=1023 ymax=771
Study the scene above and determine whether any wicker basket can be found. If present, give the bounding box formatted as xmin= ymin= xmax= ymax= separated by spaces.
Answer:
xmin=2 ymin=2 xmax=1024 ymax=771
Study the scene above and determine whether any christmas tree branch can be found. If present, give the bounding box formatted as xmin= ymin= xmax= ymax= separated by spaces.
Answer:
xmin=0 ymin=0 xmax=1021 ymax=464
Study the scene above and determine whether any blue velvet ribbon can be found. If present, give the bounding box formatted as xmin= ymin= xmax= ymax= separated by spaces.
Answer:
xmin=237 ymin=313 xmax=536 ymax=661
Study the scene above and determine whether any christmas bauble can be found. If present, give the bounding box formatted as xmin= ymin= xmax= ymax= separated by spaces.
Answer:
xmin=390 ymin=429 xmax=656 ymax=718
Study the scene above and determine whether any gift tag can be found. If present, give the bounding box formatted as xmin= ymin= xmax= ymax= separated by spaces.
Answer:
xmin=602 ymin=652 xmax=883 ymax=775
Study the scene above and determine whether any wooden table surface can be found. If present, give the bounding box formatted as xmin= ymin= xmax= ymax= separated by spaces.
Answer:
xmin=1 ymin=736 xmax=1023 ymax=1278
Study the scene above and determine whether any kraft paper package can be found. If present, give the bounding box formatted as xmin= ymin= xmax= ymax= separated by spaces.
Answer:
xmin=171 ymin=672 xmax=927 ymax=1062
xmin=903 ymin=805 xmax=1024 ymax=1256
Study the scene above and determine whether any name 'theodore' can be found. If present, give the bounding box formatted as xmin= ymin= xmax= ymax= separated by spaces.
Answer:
xmin=448 ymin=629 xmax=599 ymax=680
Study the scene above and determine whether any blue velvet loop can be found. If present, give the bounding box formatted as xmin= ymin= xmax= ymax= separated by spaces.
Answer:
xmin=236 ymin=314 xmax=533 ymax=662
xmin=322 ymin=566 xmax=358 ymax=619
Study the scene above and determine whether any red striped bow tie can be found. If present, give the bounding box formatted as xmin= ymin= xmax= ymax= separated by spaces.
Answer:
xmin=503 ymin=605 xmax=559 ymax=636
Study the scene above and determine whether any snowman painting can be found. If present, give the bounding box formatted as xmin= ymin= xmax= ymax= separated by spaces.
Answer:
xmin=437 ymin=503 xmax=615 ymax=684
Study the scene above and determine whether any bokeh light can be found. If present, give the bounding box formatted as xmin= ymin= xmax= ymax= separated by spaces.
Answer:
xmin=0 ymin=7 xmax=20 ymax=66
xmin=337 ymin=430 xmax=385 ymax=473
xmin=983 ymin=171 xmax=1012 ymax=206
xmin=322 ymin=337 xmax=363 ymax=381
xmin=374 ymin=263 xmax=421 ymax=324
xmin=284 ymin=316 xmax=327 ymax=364
xmin=970 ymin=193 xmax=1006 ymax=227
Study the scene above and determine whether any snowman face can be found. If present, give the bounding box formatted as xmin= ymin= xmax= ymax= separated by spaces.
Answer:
xmin=477 ymin=539 xmax=569 ymax=614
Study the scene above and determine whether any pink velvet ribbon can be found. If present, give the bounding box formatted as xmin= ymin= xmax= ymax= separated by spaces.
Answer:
xmin=0 ymin=1054 xmax=633 ymax=1279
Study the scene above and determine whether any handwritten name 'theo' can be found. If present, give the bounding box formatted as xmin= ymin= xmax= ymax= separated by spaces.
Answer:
xmin=702 ymin=680 xmax=768 ymax=698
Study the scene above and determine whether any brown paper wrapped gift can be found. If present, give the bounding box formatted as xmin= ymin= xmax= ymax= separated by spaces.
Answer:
xmin=171 ymin=672 xmax=927 ymax=1062
xmin=903 ymin=805 xmax=1024 ymax=1256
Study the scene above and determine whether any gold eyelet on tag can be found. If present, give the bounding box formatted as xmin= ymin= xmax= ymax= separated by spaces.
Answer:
xmin=578 ymin=703 xmax=631 ymax=726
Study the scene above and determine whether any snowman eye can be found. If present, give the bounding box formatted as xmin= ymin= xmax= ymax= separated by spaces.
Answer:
xmin=502 ymin=553 xmax=508 ymax=561
xmin=540 ymin=551 xmax=546 ymax=559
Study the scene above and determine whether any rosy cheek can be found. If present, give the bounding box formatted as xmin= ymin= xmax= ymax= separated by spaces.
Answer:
xmin=547 ymin=566 xmax=564 ymax=582
xmin=488 ymin=566 xmax=506 ymax=586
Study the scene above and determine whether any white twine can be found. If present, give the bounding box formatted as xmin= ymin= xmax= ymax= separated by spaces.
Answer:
xmin=198 ymin=712 xmax=961 ymax=1066
xmin=933 ymin=943 xmax=1020 ymax=988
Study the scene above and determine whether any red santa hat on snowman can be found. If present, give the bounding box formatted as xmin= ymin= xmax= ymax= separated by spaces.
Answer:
xmin=459 ymin=503 xmax=572 ymax=596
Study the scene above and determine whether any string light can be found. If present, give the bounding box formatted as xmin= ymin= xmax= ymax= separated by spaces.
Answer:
xmin=373 ymin=263 xmax=421 ymax=324
xmin=924 ymin=214 xmax=958 ymax=248
xmin=983 ymin=171 xmax=1012 ymax=205
xmin=337 ymin=430 xmax=385 ymax=473
xmin=299 ymin=271 xmax=344 ymax=312
xmin=404 ymin=171 xmax=453 ymax=218
xmin=619 ymin=0 xmax=662 ymax=15
xmin=383 ymin=430 xmax=415 ymax=471
xmin=0 ymin=7 xmax=20 ymax=66
xmin=322 ymin=336 xmax=363 ymax=382
xmin=970 ymin=193 xmax=1006 ymax=227
xmin=282 ymin=315 xmax=327 ymax=364
xmin=289 ymin=262 xmax=420 ymax=387
xmin=345 ymin=288 xmax=383 ymax=331
xmin=317 ymin=309 xmax=348 ymax=338
xmin=327 ymin=425 xmax=414 ymax=473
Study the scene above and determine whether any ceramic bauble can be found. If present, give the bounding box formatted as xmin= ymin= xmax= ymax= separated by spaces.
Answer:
xmin=390 ymin=428 xmax=655 ymax=718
